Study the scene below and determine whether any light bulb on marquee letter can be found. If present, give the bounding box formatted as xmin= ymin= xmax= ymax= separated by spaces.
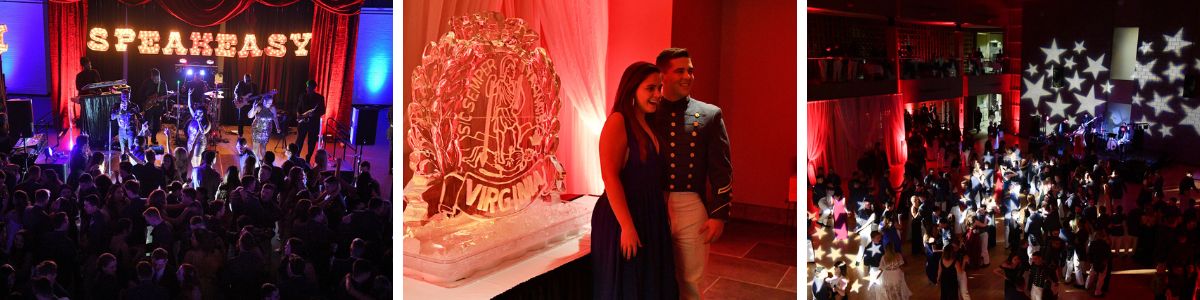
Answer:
xmin=113 ymin=28 xmax=135 ymax=52
xmin=290 ymin=33 xmax=312 ymax=57
xmin=237 ymin=34 xmax=263 ymax=58
xmin=87 ymin=28 xmax=109 ymax=51
xmin=265 ymin=34 xmax=287 ymax=57
xmin=189 ymin=32 xmax=214 ymax=56
xmin=215 ymin=33 xmax=238 ymax=58
xmin=136 ymin=31 xmax=161 ymax=54
xmin=161 ymin=32 xmax=188 ymax=55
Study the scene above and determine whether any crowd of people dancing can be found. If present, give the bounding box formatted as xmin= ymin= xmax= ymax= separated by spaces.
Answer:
xmin=811 ymin=108 xmax=1200 ymax=300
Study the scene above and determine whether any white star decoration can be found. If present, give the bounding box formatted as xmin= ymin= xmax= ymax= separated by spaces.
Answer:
xmin=866 ymin=243 xmax=882 ymax=256
xmin=1026 ymin=63 xmax=1039 ymax=76
xmin=1065 ymin=71 xmax=1086 ymax=91
xmin=1152 ymin=90 xmax=1173 ymax=104
xmin=1166 ymin=62 xmax=1187 ymax=83
xmin=1140 ymin=41 xmax=1155 ymax=55
xmin=1179 ymin=103 xmax=1200 ymax=125
xmin=1163 ymin=28 xmax=1193 ymax=57
xmin=1074 ymin=40 xmax=1087 ymax=54
xmin=851 ymin=281 xmax=864 ymax=293
xmin=1133 ymin=92 xmax=1146 ymax=103
xmin=1046 ymin=94 xmax=1073 ymax=120
xmin=1022 ymin=75 xmax=1052 ymax=101
xmin=1074 ymin=88 xmax=1105 ymax=115
xmin=1100 ymin=81 xmax=1114 ymax=94
xmin=1132 ymin=59 xmax=1161 ymax=90
xmin=829 ymin=247 xmax=844 ymax=261
xmin=1083 ymin=54 xmax=1108 ymax=78
xmin=1161 ymin=124 xmax=1175 ymax=137
xmin=1064 ymin=56 xmax=1078 ymax=69
xmin=1042 ymin=39 xmax=1067 ymax=65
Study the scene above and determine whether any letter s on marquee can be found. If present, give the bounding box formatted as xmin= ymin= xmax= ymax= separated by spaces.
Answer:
xmin=0 ymin=24 xmax=7 ymax=55
xmin=87 ymin=28 xmax=109 ymax=52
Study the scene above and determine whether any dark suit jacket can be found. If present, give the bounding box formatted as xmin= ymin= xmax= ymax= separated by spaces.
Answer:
xmin=651 ymin=96 xmax=735 ymax=220
xmin=132 ymin=164 xmax=164 ymax=196
xmin=123 ymin=281 xmax=169 ymax=300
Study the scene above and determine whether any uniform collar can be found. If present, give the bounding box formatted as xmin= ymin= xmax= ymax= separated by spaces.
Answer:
xmin=663 ymin=96 xmax=690 ymax=111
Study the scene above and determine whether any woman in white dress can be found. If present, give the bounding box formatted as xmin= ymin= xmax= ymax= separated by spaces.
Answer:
xmin=868 ymin=247 xmax=913 ymax=300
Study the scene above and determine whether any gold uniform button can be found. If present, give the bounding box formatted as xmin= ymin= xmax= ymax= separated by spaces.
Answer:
xmin=688 ymin=174 xmax=693 ymax=179
xmin=671 ymin=163 xmax=676 ymax=168
xmin=670 ymin=175 xmax=676 ymax=179
xmin=670 ymin=142 xmax=676 ymax=147
xmin=670 ymin=153 xmax=676 ymax=158
xmin=694 ymin=112 xmax=701 ymax=117
xmin=690 ymin=142 xmax=696 ymax=147
xmin=692 ymin=131 xmax=698 ymax=137
xmin=690 ymin=153 xmax=695 ymax=158
xmin=671 ymin=122 xmax=676 ymax=127
xmin=670 ymin=184 xmax=675 ymax=189
xmin=689 ymin=163 xmax=694 ymax=168
xmin=670 ymin=132 xmax=676 ymax=137
xmin=687 ymin=184 xmax=693 ymax=189
xmin=672 ymin=113 xmax=677 ymax=117
xmin=693 ymin=121 xmax=700 ymax=126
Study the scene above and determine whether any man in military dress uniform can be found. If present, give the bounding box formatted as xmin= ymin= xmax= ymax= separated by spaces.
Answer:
xmin=652 ymin=48 xmax=735 ymax=299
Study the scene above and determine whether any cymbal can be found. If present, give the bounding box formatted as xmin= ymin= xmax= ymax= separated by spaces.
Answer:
xmin=203 ymin=90 xmax=224 ymax=97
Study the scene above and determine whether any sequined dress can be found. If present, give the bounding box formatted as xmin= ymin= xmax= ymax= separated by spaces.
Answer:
xmin=251 ymin=106 xmax=275 ymax=146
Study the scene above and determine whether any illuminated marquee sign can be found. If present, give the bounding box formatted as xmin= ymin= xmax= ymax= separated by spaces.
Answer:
xmin=0 ymin=24 xmax=8 ymax=55
xmin=87 ymin=27 xmax=311 ymax=58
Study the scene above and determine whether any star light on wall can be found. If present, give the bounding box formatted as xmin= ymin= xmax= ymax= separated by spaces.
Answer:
xmin=1027 ymin=63 xmax=1039 ymax=76
xmin=1166 ymin=62 xmax=1186 ymax=83
xmin=1132 ymin=58 xmax=1161 ymax=90
xmin=1074 ymin=40 xmax=1087 ymax=54
xmin=1083 ymin=54 xmax=1108 ymax=78
xmin=1140 ymin=41 xmax=1155 ymax=55
xmin=1163 ymin=28 xmax=1193 ymax=57
xmin=1074 ymin=88 xmax=1105 ymax=115
xmin=1022 ymin=75 xmax=1052 ymax=101
xmin=1045 ymin=94 xmax=1073 ymax=120
xmin=1064 ymin=56 xmax=1078 ymax=69
xmin=1100 ymin=81 xmax=1114 ymax=94
xmin=1065 ymin=71 xmax=1086 ymax=91
xmin=1042 ymin=39 xmax=1066 ymax=65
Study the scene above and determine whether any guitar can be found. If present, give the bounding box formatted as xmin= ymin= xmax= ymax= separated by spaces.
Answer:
xmin=234 ymin=90 xmax=278 ymax=110
xmin=145 ymin=90 xmax=176 ymax=111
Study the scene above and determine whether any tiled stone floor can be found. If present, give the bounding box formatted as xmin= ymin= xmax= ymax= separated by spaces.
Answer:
xmin=703 ymin=220 xmax=798 ymax=299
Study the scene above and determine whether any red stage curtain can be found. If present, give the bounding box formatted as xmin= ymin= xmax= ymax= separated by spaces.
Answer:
xmin=807 ymin=95 xmax=908 ymax=191
xmin=49 ymin=0 xmax=88 ymax=129
xmin=308 ymin=7 xmax=359 ymax=136
xmin=113 ymin=0 xmax=362 ymax=27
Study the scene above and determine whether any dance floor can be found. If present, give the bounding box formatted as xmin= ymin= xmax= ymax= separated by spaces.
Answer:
xmin=807 ymin=131 xmax=1189 ymax=299
xmin=703 ymin=220 xmax=799 ymax=299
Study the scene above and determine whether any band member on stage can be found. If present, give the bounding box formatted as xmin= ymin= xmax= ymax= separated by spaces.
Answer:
xmin=234 ymin=74 xmax=259 ymax=137
xmin=75 ymin=57 xmax=101 ymax=92
xmin=186 ymin=93 xmax=211 ymax=164
xmin=138 ymin=68 xmax=170 ymax=145
xmin=110 ymin=92 xmax=140 ymax=155
xmin=295 ymin=80 xmax=325 ymax=162
xmin=248 ymin=94 xmax=281 ymax=160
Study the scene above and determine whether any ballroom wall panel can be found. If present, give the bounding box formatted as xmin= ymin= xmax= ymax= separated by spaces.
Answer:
xmin=0 ymin=0 xmax=49 ymax=95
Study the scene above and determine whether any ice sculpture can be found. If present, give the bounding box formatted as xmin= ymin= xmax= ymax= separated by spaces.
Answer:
xmin=404 ymin=12 xmax=590 ymax=287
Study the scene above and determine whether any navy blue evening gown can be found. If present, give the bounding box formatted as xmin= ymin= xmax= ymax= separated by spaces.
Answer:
xmin=591 ymin=123 xmax=678 ymax=299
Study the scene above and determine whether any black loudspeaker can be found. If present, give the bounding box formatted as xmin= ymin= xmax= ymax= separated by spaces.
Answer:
xmin=1052 ymin=65 xmax=1066 ymax=89
xmin=350 ymin=104 xmax=389 ymax=146
xmin=1186 ymin=73 xmax=1198 ymax=98
xmin=6 ymin=99 xmax=33 ymax=138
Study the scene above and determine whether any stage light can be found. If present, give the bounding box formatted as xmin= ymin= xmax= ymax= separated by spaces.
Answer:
xmin=179 ymin=58 xmax=187 ymax=64
xmin=187 ymin=69 xmax=193 ymax=76
xmin=206 ymin=59 xmax=214 ymax=65
xmin=200 ymin=70 xmax=205 ymax=76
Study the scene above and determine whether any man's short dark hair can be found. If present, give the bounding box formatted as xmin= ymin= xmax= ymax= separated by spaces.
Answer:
xmin=80 ymin=57 xmax=90 ymax=66
xmin=306 ymin=80 xmax=317 ymax=88
xmin=656 ymin=48 xmax=690 ymax=71
xmin=149 ymin=68 xmax=160 ymax=77
xmin=136 ymin=261 xmax=153 ymax=280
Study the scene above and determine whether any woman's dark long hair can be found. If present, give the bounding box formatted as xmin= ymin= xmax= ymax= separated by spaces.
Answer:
xmin=611 ymin=62 xmax=661 ymax=161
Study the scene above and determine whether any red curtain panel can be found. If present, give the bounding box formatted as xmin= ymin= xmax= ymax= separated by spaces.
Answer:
xmin=308 ymin=6 xmax=359 ymax=136
xmin=49 ymin=0 xmax=88 ymax=129
xmin=111 ymin=0 xmax=363 ymax=28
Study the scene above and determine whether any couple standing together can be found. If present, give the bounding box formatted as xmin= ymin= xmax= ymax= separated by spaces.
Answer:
xmin=591 ymin=48 xmax=735 ymax=299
